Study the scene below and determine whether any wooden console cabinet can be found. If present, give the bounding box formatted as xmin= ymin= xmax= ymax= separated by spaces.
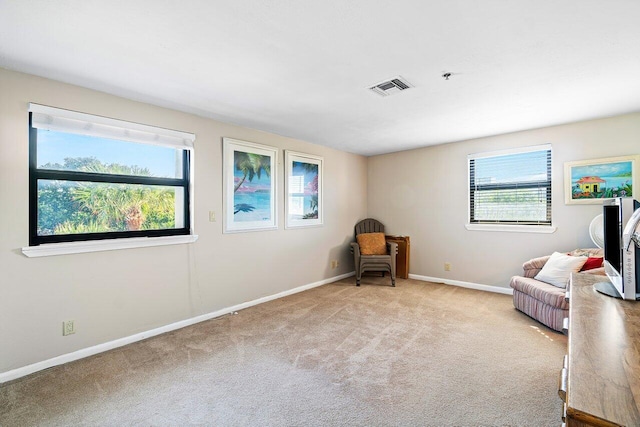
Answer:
xmin=560 ymin=273 xmax=640 ymax=426
xmin=385 ymin=235 xmax=410 ymax=279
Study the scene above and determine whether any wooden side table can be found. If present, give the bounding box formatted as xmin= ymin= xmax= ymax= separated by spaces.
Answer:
xmin=385 ymin=235 xmax=410 ymax=279
xmin=560 ymin=273 xmax=640 ymax=426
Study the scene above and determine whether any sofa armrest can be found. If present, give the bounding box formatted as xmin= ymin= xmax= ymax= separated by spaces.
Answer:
xmin=523 ymin=255 xmax=551 ymax=278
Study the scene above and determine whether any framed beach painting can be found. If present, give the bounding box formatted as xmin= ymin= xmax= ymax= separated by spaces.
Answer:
xmin=564 ymin=155 xmax=639 ymax=205
xmin=285 ymin=151 xmax=323 ymax=228
xmin=223 ymin=138 xmax=278 ymax=233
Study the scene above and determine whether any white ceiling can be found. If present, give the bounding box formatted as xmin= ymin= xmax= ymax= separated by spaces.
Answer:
xmin=1 ymin=1 xmax=640 ymax=156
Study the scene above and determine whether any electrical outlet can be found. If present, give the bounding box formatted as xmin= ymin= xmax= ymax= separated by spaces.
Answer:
xmin=62 ymin=320 xmax=75 ymax=336
xmin=335 ymin=260 xmax=339 ymax=268
xmin=444 ymin=262 xmax=451 ymax=272
xmin=208 ymin=211 xmax=216 ymax=222
xmin=330 ymin=260 xmax=338 ymax=269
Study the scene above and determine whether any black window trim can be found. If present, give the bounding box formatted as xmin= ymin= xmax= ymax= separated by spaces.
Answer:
xmin=28 ymin=112 xmax=192 ymax=246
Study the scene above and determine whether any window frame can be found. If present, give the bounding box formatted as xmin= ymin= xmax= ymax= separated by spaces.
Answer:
xmin=467 ymin=144 xmax=554 ymax=231
xmin=27 ymin=107 xmax=194 ymax=247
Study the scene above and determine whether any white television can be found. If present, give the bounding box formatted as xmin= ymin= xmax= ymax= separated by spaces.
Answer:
xmin=596 ymin=197 xmax=640 ymax=300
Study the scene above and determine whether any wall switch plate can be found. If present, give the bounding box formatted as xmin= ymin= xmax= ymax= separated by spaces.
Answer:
xmin=208 ymin=211 xmax=216 ymax=222
xmin=62 ymin=320 xmax=75 ymax=336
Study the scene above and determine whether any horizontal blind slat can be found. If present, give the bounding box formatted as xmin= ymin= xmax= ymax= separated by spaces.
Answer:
xmin=469 ymin=147 xmax=551 ymax=225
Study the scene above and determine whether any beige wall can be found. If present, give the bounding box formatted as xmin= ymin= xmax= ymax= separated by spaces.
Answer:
xmin=368 ymin=113 xmax=640 ymax=288
xmin=0 ymin=68 xmax=368 ymax=374
xmin=3 ymin=65 xmax=639 ymax=376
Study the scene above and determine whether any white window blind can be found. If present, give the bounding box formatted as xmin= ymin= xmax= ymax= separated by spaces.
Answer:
xmin=468 ymin=144 xmax=552 ymax=225
xmin=29 ymin=103 xmax=195 ymax=149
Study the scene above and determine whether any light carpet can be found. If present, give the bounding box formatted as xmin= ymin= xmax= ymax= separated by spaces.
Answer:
xmin=0 ymin=277 xmax=566 ymax=426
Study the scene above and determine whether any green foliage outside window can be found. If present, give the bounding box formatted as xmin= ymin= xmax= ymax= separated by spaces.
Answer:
xmin=38 ymin=157 xmax=176 ymax=236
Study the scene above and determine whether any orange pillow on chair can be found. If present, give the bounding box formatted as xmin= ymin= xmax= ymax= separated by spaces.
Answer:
xmin=356 ymin=232 xmax=387 ymax=255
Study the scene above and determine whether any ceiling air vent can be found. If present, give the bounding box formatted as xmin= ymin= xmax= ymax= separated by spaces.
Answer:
xmin=369 ymin=76 xmax=413 ymax=97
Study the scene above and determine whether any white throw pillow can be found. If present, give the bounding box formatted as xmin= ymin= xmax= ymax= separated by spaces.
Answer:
xmin=534 ymin=252 xmax=588 ymax=288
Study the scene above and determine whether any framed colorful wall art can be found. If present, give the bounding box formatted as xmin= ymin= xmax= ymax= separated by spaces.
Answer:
xmin=285 ymin=151 xmax=323 ymax=228
xmin=564 ymin=155 xmax=638 ymax=204
xmin=223 ymin=138 xmax=278 ymax=232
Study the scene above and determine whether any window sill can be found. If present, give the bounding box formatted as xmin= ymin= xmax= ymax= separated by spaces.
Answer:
xmin=21 ymin=234 xmax=199 ymax=258
xmin=465 ymin=224 xmax=557 ymax=234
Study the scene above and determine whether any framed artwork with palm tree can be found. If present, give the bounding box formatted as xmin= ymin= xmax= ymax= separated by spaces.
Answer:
xmin=285 ymin=151 xmax=323 ymax=228
xmin=223 ymin=138 xmax=278 ymax=233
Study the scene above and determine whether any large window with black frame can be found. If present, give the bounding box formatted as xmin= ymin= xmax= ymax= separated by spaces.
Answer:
xmin=28 ymin=104 xmax=194 ymax=246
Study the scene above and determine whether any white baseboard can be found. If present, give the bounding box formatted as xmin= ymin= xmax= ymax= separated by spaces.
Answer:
xmin=0 ymin=271 xmax=355 ymax=384
xmin=408 ymin=274 xmax=513 ymax=295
